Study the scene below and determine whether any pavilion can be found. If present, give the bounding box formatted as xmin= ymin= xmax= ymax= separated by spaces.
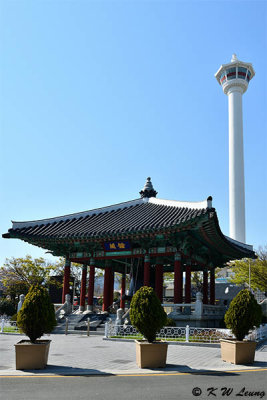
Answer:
xmin=2 ymin=178 xmax=255 ymax=313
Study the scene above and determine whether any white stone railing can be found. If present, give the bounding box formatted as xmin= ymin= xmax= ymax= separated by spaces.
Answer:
xmin=246 ymin=324 xmax=267 ymax=341
xmin=202 ymin=305 xmax=226 ymax=316
xmin=104 ymin=322 xmax=233 ymax=343
xmin=0 ymin=318 xmax=19 ymax=333
xmin=105 ymin=322 xmax=267 ymax=343
xmin=55 ymin=295 xmax=72 ymax=320
xmin=162 ymin=302 xmax=226 ymax=319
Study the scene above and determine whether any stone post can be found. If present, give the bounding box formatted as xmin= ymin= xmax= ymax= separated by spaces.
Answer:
xmin=195 ymin=292 xmax=203 ymax=318
xmin=17 ymin=294 xmax=25 ymax=313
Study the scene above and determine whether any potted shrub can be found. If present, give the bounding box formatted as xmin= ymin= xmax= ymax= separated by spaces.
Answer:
xmin=221 ymin=289 xmax=262 ymax=364
xmin=15 ymin=284 xmax=57 ymax=370
xmin=130 ymin=286 xmax=168 ymax=368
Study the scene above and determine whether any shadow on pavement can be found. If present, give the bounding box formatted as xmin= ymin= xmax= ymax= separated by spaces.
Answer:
xmin=148 ymin=364 xmax=239 ymax=376
xmin=19 ymin=365 xmax=114 ymax=376
xmin=249 ymin=361 xmax=267 ymax=368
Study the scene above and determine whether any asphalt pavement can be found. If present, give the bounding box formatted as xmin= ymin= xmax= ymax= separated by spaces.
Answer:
xmin=0 ymin=371 xmax=267 ymax=400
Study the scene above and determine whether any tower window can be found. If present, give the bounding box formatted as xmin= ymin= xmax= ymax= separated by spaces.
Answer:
xmin=220 ymin=71 xmax=226 ymax=84
xmin=238 ymin=67 xmax=247 ymax=80
xmin=226 ymin=67 xmax=236 ymax=80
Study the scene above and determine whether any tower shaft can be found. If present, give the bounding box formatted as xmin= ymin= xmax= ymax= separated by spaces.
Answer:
xmin=228 ymin=87 xmax=245 ymax=242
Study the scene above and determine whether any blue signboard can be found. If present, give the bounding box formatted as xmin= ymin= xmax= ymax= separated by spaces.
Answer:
xmin=104 ymin=240 xmax=131 ymax=252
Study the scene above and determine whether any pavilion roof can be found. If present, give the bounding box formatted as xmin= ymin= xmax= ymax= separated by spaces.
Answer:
xmin=3 ymin=195 xmax=255 ymax=262
xmin=4 ymin=197 xmax=210 ymax=239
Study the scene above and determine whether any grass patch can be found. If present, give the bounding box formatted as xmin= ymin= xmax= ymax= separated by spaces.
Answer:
xmin=110 ymin=336 xmax=187 ymax=341
xmin=110 ymin=335 xmax=143 ymax=340
xmin=2 ymin=326 xmax=18 ymax=333
xmin=109 ymin=335 xmax=218 ymax=343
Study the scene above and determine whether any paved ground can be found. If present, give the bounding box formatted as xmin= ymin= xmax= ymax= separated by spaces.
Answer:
xmin=0 ymin=333 xmax=266 ymax=376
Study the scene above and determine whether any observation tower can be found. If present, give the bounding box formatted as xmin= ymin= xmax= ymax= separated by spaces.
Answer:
xmin=215 ymin=54 xmax=255 ymax=243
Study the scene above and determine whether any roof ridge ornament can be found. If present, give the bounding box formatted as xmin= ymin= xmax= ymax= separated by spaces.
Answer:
xmin=231 ymin=53 xmax=238 ymax=62
xmin=207 ymin=196 xmax=213 ymax=209
xmin=139 ymin=177 xmax=158 ymax=198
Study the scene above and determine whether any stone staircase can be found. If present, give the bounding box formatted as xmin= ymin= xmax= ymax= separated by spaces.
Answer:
xmin=53 ymin=312 xmax=108 ymax=335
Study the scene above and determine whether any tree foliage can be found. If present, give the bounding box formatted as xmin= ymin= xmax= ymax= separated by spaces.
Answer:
xmin=0 ymin=256 xmax=90 ymax=300
xmin=0 ymin=256 xmax=58 ymax=299
xmin=130 ymin=286 xmax=167 ymax=343
xmin=0 ymin=298 xmax=16 ymax=316
xmin=224 ymin=289 xmax=262 ymax=341
xmin=17 ymin=284 xmax=57 ymax=343
xmin=228 ymin=246 xmax=267 ymax=292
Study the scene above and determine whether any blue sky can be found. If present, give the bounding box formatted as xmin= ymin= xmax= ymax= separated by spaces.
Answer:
xmin=0 ymin=0 xmax=266 ymax=266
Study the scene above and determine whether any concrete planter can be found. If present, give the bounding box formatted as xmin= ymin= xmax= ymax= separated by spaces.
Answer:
xmin=220 ymin=339 xmax=256 ymax=365
xmin=15 ymin=340 xmax=51 ymax=370
xmin=135 ymin=340 xmax=168 ymax=368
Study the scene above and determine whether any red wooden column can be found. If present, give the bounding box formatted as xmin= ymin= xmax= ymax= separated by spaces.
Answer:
xmin=210 ymin=268 xmax=215 ymax=305
xmin=143 ymin=255 xmax=150 ymax=287
xmin=103 ymin=266 xmax=111 ymax=312
xmin=109 ymin=269 xmax=114 ymax=307
xmin=155 ymin=261 xmax=164 ymax=302
xmin=87 ymin=259 xmax=95 ymax=311
xmin=185 ymin=260 xmax=191 ymax=303
xmin=202 ymin=268 xmax=208 ymax=304
xmin=174 ymin=253 xmax=183 ymax=303
xmin=62 ymin=259 xmax=71 ymax=304
xmin=79 ymin=264 xmax=88 ymax=312
xmin=120 ymin=273 xmax=126 ymax=309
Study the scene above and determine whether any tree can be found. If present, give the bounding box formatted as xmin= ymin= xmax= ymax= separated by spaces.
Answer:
xmin=228 ymin=246 xmax=267 ymax=292
xmin=0 ymin=256 xmax=59 ymax=300
xmin=0 ymin=255 xmax=93 ymax=300
xmin=191 ymin=272 xmax=203 ymax=292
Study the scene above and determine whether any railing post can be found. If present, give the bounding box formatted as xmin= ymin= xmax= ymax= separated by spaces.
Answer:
xmin=185 ymin=325 xmax=189 ymax=342
xmin=104 ymin=322 xmax=109 ymax=338
xmin=65 ymin=317 xmax=68 ymax=335
xmin=1 ymin=319 xmax=4 ymax=333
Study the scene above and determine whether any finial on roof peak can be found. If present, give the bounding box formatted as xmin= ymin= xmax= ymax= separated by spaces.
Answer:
xmin=140 ymin=177 xmax=158 ymax=198
xmin=231 ymin=53 xmax=238 ymax=62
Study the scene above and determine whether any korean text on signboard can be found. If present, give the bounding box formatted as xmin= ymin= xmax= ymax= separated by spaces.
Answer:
xmin=104 ymin=240 xmax=131 ymax=252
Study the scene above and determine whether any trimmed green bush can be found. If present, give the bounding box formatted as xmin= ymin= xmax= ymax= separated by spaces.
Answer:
xmin=224 ymin=289 xmax=262 ymax=341
xmin=130 ymin=286 xmax=167 ymax=343
xmin=17 ymin=284 xmax=57 ymax=343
